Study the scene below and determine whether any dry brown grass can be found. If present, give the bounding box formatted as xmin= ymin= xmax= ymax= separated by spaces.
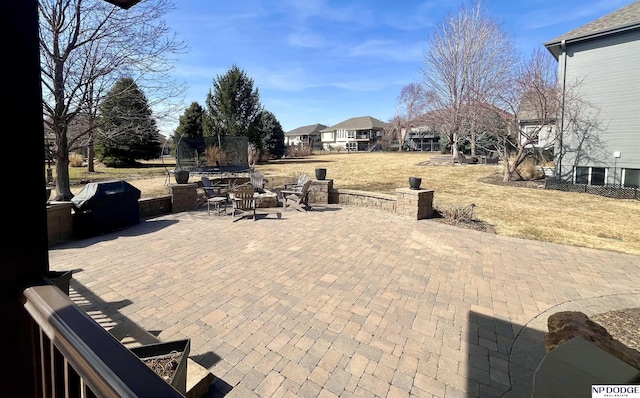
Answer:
xmin=52 ymin=152 xmax=640 ymax=256
xmin=257 ymin=152 xmax=639 ymax=256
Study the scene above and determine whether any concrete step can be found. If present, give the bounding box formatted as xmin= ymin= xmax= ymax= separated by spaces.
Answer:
xmin=109 ymin=323 xmax=214 ymax=398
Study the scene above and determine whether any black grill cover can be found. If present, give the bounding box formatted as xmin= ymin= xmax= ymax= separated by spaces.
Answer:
xmin=71 ymin=180 xmax=141 ymax=238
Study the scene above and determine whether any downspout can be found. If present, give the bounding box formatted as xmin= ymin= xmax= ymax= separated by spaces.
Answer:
xmin=558 ymin=39 xmax=567 ymax=180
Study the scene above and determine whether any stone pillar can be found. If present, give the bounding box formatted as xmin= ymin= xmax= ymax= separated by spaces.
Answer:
xmin=395 ymin=188 xmax=434 ymax=220
xmin=47 ymin=201 xmax=74 ymax=247
xmin=309 ymin=179 xmax=333 ymax=204
xmin=169 ymin=183 xmax=198 ymax=213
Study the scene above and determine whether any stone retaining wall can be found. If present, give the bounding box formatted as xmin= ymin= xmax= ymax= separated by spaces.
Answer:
xmin=169 ymin=183 xmax=199 ymax=212
xmin=327 ymin=187 xmax=433 ymax=220
xmin=47 ymin=201 xmax=74 ymax=247
xmin=139 ymin=195 xmax=172 ymax=218
xmin=330 ymin=189 xmax=396 ymax=213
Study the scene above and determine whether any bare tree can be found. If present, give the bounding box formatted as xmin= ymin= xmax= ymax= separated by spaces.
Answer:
xmin=489 ymin=49 xmax=557 ymax=181
xmin=395 ymin=83 xmax=427 ymax=151
xmin=487 ymin=48 xmax=605 ymax=182
xmin=39 ymin=0 xmax=186 ymax=200
xmin=421 ymin=0 xmax=516 ymax=160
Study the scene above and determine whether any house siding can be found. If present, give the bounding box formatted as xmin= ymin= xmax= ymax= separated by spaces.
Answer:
xmin=558 ymin=29 xmax=640 ymax=185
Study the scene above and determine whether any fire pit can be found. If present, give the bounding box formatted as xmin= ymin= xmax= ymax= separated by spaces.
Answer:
xmin=254 ymin=189 xmax=279 ymax=208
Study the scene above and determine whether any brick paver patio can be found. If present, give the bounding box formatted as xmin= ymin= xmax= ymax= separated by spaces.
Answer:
xmin=48 ymin=204 xmax=640 ymax=397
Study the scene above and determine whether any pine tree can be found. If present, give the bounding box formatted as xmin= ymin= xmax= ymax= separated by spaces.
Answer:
xmin=174 ymin=102 xmax=206 ymax=142
xmin=96 ymin=77 xmax=161 ymax=166
xmin=204 ymin=65 xmax=262 ymax=143
xmin=257 ymin=111 xmax=286 ymax=159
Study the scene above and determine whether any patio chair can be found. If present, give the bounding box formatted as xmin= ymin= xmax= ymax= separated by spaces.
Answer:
xmin=281 ymin=179 xmax=312 ymax=212
xmin=201 ymin=176 xmax=228 ymax=215
xmin=283 ymin=173 xmax=310 ymax=191
xmin=457 ymin=153 xmax=475 ymax=164
xmin=249 ymin=171 xmax=266 ymax=193
xmin=231 ymin=184 xmax=256 ymax=221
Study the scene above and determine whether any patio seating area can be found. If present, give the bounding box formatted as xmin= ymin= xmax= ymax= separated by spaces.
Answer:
xmin=456 ymin=152 xmax=501 ymax=165
xmin=47 ymin=203 xmax=640 ymax=397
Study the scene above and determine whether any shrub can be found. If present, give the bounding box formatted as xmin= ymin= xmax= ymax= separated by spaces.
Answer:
xmin=205 ymin=145 xmax=229 ymax=166
xmin=437 ymin=203 xmax=476 ymax=224
xmin=100 ymin=156 xmax=138 ymax=167
xmin=248 ymin=143 xmax=259 ymax=165
xmin=516 ymin=157 xmax=543 ymax=180
xmin=69 ymin=152 xmax=84 ymax=167
xmin=286 ymin=144 xmax=312 ymax=158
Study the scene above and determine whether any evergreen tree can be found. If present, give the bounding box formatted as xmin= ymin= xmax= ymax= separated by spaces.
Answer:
xmin=204 ymin=65 xmax=262 ymax=144
xmin=96 ymin=77 xmax=161 ymax=166
xmin=175 ymin=102 xmax=205 ymax=139
xmin=257 ymin=110 xmax=286 ymax=159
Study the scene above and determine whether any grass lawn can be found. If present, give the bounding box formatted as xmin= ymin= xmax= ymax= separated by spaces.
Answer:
xmin=51 ymin=152 xmax=640 ymax=256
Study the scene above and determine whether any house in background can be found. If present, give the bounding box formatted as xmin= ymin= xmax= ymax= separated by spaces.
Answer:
xmin=320 ymin=116 xmax=388 ymax=151
xmin=284 ymin=123 xmax=326 ymax=150
xmin=401 ymin=123 xmax=440 ymax=152
xmin=516 ymin=90 xmax=558 ymax=162
xmin=544 ymin=0 xmax=640 ymax=188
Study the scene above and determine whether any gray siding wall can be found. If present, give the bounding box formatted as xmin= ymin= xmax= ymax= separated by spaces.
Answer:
xmin=558 ymin=29 xmax=640 ymax=184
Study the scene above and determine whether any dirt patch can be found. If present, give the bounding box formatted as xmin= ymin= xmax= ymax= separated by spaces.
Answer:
xmin=591 ymin=308 xmax=640 ymax=352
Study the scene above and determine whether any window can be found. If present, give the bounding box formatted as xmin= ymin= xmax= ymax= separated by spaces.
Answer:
xmin=591 ymin=167 xmax=606 ymax=185
xmin=347 ymin=130 xmax=355 ymax=139
xmin=346 ymin=142 xmax=356 ymax=151
xmin=623 ymin=168 xmax=640 ymax=188
xmin=575 ymin=167 xmax=589 ymax=184
xmin=574 ymin=166 xmax=607 ymax=185
xmin=524 ymin=126 xmax=540 ymax=146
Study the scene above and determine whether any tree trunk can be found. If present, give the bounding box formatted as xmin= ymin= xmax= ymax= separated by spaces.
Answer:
xmin=87 ymin=134 xmax=95 ymax=173
xmin=54 ymin=158 xmax=73 ymax=200
xmin=503 ymin=162 xmax=513 ymax=182
xmin=54 ymin=131 xmax=73 ymax=200
xmin=451 ymin=132 xmax=459 ymax=160
xmin=470 ymin=130 xmax=476 ymax=157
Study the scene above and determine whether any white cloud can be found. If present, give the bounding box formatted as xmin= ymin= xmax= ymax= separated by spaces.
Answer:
xmin=287 ymin=30 xmax=329 ymax=48
xmin=252 ymin=66 xmax=320 ymax=92
xmin=346 ymin=39 xmax=424 ymax=62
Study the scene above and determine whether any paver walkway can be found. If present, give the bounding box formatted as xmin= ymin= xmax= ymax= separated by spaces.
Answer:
xmin=48 ymin=204 xmax=640 ymax=397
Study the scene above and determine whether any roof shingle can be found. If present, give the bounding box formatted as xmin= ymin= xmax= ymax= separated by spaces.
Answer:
xmin=545 ymin=1 xmax=640 ymax=58
xmin=320 ymin=116 xmax=388 ymax=132
xmin=285 ymin=123 xmax=327 ymax=136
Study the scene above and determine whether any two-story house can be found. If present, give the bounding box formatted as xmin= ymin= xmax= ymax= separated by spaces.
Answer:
xmin=544 ymin=0 xmax=640 ymax=187
xmin=320 ymin=116 xmax=388 ymax=151
xmin=284 ymin=123 xmax=326 ymax=150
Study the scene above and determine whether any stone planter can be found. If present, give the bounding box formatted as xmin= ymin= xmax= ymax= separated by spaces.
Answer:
xmin=174 ymin=170 xmax=190 ymax=184
xmin=409 ymin=177 xmax=422 ymax=190
xmin=315 ymin=168 xmax=327 ymax=180
xmin=131 ymin=339 xmax=190 ymax=395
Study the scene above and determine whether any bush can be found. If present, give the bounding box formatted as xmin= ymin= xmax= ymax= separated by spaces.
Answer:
xmin=69 ymin=152 xmax=84 ymax=167
xmin=205 ymin=145 xmax=229 ymax=166
xmin=286 ymin=144 xmax=312 ymax=158
xmin=100 ymin=156 xmax=138 ymax=168
xmin=516 ymin=157 xmax=543 ymax=180
xmin=437 ymin=203 xmax=476 ymax=224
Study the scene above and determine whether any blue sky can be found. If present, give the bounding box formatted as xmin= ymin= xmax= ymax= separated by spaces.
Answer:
xmin=161 ymin=0 xmax=632 ymax=136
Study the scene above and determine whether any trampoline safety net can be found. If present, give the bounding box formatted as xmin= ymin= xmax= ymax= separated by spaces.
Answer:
xmin=175 ymin=135 xmax=250 ymax=174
